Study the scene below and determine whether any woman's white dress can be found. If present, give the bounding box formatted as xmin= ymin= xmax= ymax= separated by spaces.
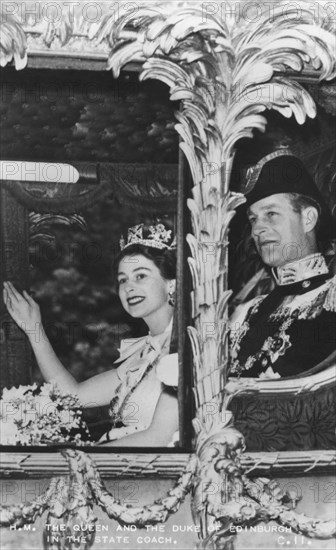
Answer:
xmin=100 ymin=322 xmax=178 ymax=443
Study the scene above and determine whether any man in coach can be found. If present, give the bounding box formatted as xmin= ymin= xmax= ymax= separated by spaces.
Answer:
xmin=230 ymin=150 xmax=336 ymax=378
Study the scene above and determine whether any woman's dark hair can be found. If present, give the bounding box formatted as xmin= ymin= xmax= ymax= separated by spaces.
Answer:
xmin=116 ymin=244 xmax=176 ymax=280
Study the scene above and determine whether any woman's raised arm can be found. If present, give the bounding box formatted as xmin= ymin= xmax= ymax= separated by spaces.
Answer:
xmin=3 ymin=281 xmax=120 ymax=407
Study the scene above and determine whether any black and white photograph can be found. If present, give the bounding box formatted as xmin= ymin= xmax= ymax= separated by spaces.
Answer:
xmin=0 ymin=1 xmax=335 ymax=549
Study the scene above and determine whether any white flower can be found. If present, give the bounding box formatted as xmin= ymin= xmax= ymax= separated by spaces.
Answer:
xmin=0 ymin=417 xmax=18 ymax=444
xmin=39 ymin=382 xmax=56 ymax=396
xmin=0 ymin=382 xmax=91 ymax=446
xmin=1 ymin=383 xmax=37 ymax=402
xmin=259 ymin=366 xmax=281 ymax=379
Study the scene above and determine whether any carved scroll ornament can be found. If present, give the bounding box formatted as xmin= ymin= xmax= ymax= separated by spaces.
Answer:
xmin=1 ymin=1 xmax=336 ymax=548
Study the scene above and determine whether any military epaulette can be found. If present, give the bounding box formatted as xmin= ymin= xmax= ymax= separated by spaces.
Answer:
xmin=323 ymin=275 xmax=336 ymax=312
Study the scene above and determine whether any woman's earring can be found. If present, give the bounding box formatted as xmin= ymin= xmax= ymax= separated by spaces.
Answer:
xmin=168 ymin=290 xmax=175 ymax=307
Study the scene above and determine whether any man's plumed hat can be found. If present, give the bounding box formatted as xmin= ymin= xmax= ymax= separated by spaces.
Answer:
xmin=242 ymin=150 xmax=335 ymax=240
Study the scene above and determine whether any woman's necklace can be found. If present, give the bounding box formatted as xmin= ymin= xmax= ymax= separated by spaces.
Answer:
xmin=109 ymin=330 xmax=171 ymax=427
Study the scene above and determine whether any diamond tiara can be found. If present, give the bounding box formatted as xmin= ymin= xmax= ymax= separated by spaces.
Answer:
xmin=120 ymin=223 xmax=174 ymax=251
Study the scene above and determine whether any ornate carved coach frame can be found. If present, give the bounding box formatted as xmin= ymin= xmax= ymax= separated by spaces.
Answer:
xmin=1 ymin=1 xmax=336 ymax=547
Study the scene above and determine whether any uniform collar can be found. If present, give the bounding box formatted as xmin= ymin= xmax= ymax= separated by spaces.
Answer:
xmin=272 ymin=253 xmax=329 ymax=287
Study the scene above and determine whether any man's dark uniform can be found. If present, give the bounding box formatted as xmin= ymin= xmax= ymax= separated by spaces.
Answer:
xmin=230 ymin=151 xmax=336 ymax=378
